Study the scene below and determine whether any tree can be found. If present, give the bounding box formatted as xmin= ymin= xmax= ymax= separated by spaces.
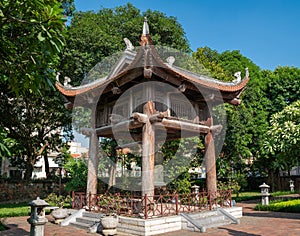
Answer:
xmin=193 ymin=47 xmax=268 ymax=185
xmin=266 ymin=66 xmax=300 ymax=115
xmin=256 ymin=67 xmax=300 ymax=190
xmin=264 ymin=100 xmax=300 ymax=173
xmin=59 ymin=3 xmax=190 ymax=85
xmin=0 ymin=0 xmax=68 ymax=96
xmin=0 ymin=90 xmax=73 ymax=180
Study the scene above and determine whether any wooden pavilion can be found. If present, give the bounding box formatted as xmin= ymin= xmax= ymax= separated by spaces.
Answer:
xmin=56 ymin=18 xmax=249 ymax=198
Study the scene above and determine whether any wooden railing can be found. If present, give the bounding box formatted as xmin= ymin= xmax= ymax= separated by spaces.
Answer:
xmin=71 ymin=190 xmax=232 ymax=219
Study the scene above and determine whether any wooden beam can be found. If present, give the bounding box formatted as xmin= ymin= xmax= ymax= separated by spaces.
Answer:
xmin=132 ymin=112 xmax=148 ymax=123
xmin=157 ymin=118 xmax=210 ymax=134
xmin=95 ymin=119 xmax=143 ymax=137
xmin=116 ymin=141 xmax=142 ymax=149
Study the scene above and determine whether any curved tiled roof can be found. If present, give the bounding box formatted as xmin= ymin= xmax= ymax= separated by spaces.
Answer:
xmin=56 ymin=19 xmax=249 ymax=99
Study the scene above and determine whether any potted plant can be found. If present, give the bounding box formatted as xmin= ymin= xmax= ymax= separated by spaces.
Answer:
xmin=98 ymin=194 xmax=120 ymax=236
xmin=45 ymin=193 xmax=71 ymax=224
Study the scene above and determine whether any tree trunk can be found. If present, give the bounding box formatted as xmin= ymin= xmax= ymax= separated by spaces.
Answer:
xmin=108 ymin=162 xmax=117 ymax=191
xmin=44 ymin=152 xmax=50 ymax=179
xmin=24 ymin=161 xmax=34 ymax=180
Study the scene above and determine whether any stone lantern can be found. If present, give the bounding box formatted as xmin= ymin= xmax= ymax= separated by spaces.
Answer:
xmin=191 ymin=185 xmax=200 ymax=194
xmin=289 ymin=179 xmax=294 ymax=192
xmin=27 ymin=197 xmax=49 ymax=236
xmin=259 ymin=183 xmax=270 ymax=205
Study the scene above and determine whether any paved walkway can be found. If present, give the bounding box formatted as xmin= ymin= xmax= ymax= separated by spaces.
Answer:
xmin=1 ymin=199 xmax=300 ymax=236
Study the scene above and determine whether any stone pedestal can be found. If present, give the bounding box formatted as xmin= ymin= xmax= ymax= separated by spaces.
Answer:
xmin=28 ymin=218 xmax=48 ymax=236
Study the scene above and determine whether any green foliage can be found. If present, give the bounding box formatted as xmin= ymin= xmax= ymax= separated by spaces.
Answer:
xmin=45 ymin=193 xmax=71 ymax=207
xmin=266 ymin=66 xmax=300 ymax=114
xmin=162 ymin=137 xmax=203 ymax=194
xmin=54 ymin=145 xmax=72 ymax=167
xmin=193 ymin=47 xmax=228 ymax=80
xmin=218 ymin=179 xmax=240 ymax=192
xmin=267 ymin=100 xmax=300 ymax=155
xmin=64 ymin=157 xmax=88 ymax=192
xmin=195 ymin=47 xmax=269 ymax=181
xmin=97 ymin=193 xmax=122 ymax=215
xmin=255 ymin=199 xmax=300 ymax=213
xmin=0 ymin=90 xmax=73 ymax=180
xmin=0 ymin=0 xmax=67 ymax=95
xmin=0 ymin=127 xmax=16 ymax=157
xmin=59 ymin=0 xmax=75 ymax=17
xmin=263 ymin=100 xmax=300 ymax=172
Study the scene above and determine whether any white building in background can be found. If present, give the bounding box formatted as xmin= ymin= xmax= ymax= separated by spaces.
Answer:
xmin=0 ymin=141 xmax=88 ymax=179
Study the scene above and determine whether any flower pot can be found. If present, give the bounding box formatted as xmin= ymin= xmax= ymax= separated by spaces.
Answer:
xmin=51 ymin=208 xmax=68 ymax=224
xmin=101 ymin=215 xmax=118 ymax=229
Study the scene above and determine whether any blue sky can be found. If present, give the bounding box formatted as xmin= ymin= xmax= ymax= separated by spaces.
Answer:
xmin=74 ymin=0 xmax=300 ymax=70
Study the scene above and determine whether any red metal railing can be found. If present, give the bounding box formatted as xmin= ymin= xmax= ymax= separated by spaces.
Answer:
xmin=71 ymin=190 xmax=232 ymax=219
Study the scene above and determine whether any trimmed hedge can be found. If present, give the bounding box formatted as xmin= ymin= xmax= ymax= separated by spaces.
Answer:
xmin=254 ymin=199 xmax=300 ymax=213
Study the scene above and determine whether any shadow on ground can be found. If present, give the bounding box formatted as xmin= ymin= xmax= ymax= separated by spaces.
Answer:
xmin=218 ymin=227 xmax=261 ymax=236
xmin=0 ymin=224 xmax=29 ymax=236
xmin=243 ymin=211 xmax=300 ymax=220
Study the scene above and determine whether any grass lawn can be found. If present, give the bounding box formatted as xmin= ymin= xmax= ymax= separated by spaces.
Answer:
xmin=0 ymin=203 xmax=30 ymax=218
xmin=0 ymin=202 xmax=71 ymax=219
xmin=0 ymin=202 xmax=31 ymax=231
xmin=232 ymin=191 xmax=294 ymax=202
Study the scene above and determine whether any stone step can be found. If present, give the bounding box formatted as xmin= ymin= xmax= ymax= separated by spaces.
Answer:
xmin=82 ymin=211 xmax=105 ymax=219
xmin=189 ymin=211 xmax=218 ymax=220
xmin=205 ymin=219 xmax=231 ymax=229
xmin=185 ymin=215 xmax=226 ymax=228
xmin=197 ymin=215 xmax=225 ymax=225
xmin=69 ymin=221 xmax=91 ymax=230
xmin=182 ymin=212 xmax=233 ymax=232
xmin=76 ymin=216 xmax=101 ymax=225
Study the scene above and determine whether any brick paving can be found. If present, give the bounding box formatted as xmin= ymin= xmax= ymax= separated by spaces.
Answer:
xmin=1 ymin=199 xmax=300 ymax=236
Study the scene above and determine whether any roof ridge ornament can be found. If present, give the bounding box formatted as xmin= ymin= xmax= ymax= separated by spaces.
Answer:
xmin=166 ymin=56 xmax=175 ymax=66
xmin=232 ymin=68 xmax=249 ymax=84
xmin=123 ymin=38 xmax=134 ymax=51
xmin=143 ymin=17 xmax=150 ymax=35
xmin=140 ymin=17 xmax=153 ymax=46
xmin=233 ymin=71 xmax=241 ymax=84
xmin=245 ymin=67 xmax=249 ymax=78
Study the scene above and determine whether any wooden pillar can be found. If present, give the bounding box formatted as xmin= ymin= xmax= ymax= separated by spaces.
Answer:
xmin=142 ymin=101 xmax=155 ymax=197
xmin=205 ymin=131 xmax=217 ymax=194
xmin=204 ymin=103 xmax=217 ymax=194
xmin=86 ymin=107 xmax=99 ymax=199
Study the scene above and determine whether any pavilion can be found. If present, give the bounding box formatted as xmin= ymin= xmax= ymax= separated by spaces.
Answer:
xmin=56 ymin=18 xmax=249 ymax=199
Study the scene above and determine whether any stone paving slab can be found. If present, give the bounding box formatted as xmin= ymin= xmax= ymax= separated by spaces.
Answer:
xmin=1 ymin=200 xmax=300 ymax=236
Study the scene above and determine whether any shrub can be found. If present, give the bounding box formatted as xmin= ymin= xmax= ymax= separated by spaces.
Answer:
xmin=255 ymin=199 xmax=300 ymax=213
xmin=64 ymin=158 xmax=88 ymax=192
xmin=45 ymin=193 xmax=71 ymax=208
